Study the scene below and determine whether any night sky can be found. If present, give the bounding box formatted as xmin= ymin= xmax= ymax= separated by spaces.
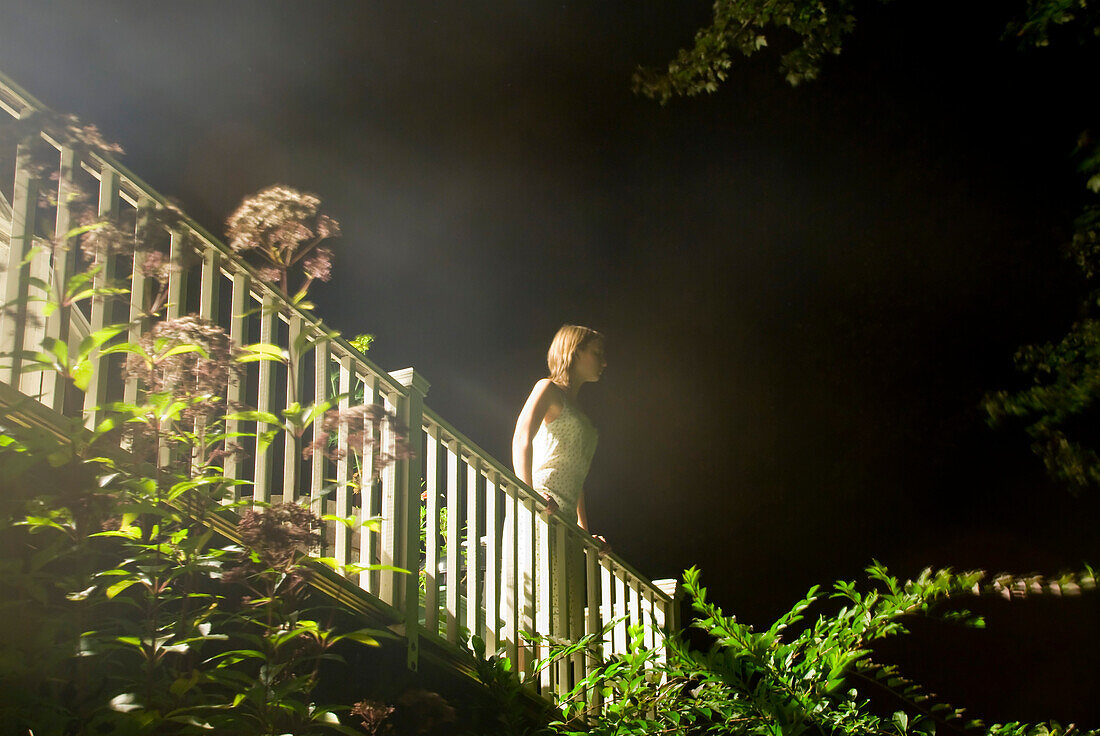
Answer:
xmin=1 ymin=0 xmax=1097 ymax=723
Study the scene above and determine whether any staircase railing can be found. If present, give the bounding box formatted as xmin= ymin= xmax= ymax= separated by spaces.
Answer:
xmin=0 ymin=70 xmax=678 ymax=697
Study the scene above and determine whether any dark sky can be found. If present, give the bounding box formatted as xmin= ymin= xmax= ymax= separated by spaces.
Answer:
xmin=2 ymin=0 xmax=1097 ymax=723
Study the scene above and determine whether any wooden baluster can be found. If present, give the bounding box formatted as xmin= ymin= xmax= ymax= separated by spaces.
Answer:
xmin=378 ymin=388 xmax=399 ymax=606
xmin=444 ymin=438 xmax=462 ymax=642
xmin=517 ymin=495 xmax=536 ymax=676
xmin=1 ymin=123 xmax=41 ymax=388
xmin=82 ymin=167 xmax=119 ymax=429
xmin=536 ymin=509 xmax=551 ymax=693
xmin=332 ymin=354 xmax=352 ymax=566
xmin=465 ymin=458 xmax=482 ymax=642
xmin=483 ymin=470 xmax=499 ymax=653
xmin=121 ymin=198 xmax=153 ymax=416
xmin=282 ymin=314 xmax=303 ymax=501
xmin=423 ymin=424 xmax=442 ymax=636
xmin=585 ymin=544 xmax=603 ymax=712
xmin=642 ymin=589 xmax=656 ymax=653
xmin=600 ymin=556 xmax=615 ymax=706
xmin=41 ymin=146 xmax=79 ymax=412
xmin=223 ymin=270 xmax=249 ymax=493
xmin=501 ymin=483 xmax=520 ymax=667
xmin=252 ymin=294 xmax=276 ymax=504
xmin=165 ymin=230 xmax=187 ymax=320
xmin=552 ymin=522 xmax=570 ymax=697
xmin=358 ymin=373 xmax=379 ymax=595
xmin=308 ymin=337 xmax=329 ymax=515
xmin=614 ymin=569 xmax=628 ymax=658
xmin=629 ymin=579 xmax=642 ymax=650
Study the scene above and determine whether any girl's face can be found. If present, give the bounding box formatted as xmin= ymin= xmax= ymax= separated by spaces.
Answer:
xmin=572 ymin=339 xmax=607 ymax=384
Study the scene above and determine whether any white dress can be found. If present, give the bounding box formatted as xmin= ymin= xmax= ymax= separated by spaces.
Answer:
xmin=502 ymin=395 xmax=598 ymax=656
xmin=533 ymin=397 xmax=599 ymax=517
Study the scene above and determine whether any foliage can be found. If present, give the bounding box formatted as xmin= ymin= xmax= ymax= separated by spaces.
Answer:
xmin=983 ymin=145 xmax=1100 ymax=492
xmin=635 ymin=0 xmax=1096 ymax=102
xmin=1007 ymin=0 xmax=1100 ymax=48
xmin=0 ymin=111 xmax=404 ymax=734
xmin=633 ymin=0 xmax=887 ymax=103
xmin=519 ymin=565 xmax=1098 ymax=736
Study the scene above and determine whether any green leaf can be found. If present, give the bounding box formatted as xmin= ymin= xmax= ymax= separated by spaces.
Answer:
xmin=106 ymin=579 xmax=139 ymax=599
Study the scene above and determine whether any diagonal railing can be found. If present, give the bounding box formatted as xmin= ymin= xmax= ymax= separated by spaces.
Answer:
xmin=0 ymin=70 xmax=678 ymax=699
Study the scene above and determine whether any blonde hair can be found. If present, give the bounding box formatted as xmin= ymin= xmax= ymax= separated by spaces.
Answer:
xmin=547 ymin=324 xmax=603 ymax=386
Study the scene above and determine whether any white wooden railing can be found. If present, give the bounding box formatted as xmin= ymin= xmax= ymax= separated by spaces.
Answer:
xmin=0 ymin=71 xmax=678 ymax=697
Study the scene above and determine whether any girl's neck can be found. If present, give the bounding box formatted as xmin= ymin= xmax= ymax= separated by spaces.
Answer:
xmin=554 ymin=379 xmax=582 ymax=399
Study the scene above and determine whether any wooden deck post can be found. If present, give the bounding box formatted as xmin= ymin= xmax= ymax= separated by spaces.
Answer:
xmin=390 ymin=367 xmax=429 ymax=672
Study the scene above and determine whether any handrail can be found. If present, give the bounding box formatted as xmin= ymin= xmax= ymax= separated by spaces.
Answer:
xmin=422 ymin=405 xmax=670 ymax=595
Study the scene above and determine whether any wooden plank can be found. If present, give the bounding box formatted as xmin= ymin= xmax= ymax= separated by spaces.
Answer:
xmin=308 ymin=337 xmax=328 ymax=514
xmin=251 ymin=294 xmax=276 ymax=504
xmin=423 ymin=423 xmax=441 ymax=636
xmin=82 ymin=167 xmax=120 ymax=429
xmin=42 ymin=146 xmax=79 ymax=412
xmin=0 ymin=137 xmax=39 ymax=386
xmin=165 ymin=230 xmax=187 ymax=319
xmin=501 ymin=483 xmax=519 ymax=666
xmin=483 ymin=469 xmax=499 ymax=653
xmin=282 ymin=314 xmax=303 ymax=501
xmin=517 ymin=495 xmax=536 ymax=675
xmin=378 ymin=388 xmax=399 ymax=605
xmin=332 ymin=354 xmax=352 ymax=566
xmin=358 ymin=373 xmax=379 ymax=595
xmin=444 ymin=438 xmax=462 ymax=642
xmin=223 ymin=270 xmax=249 ymax=489
xmin=122 ymin=199 xmax=153 ymax=407
xmin=197 ymin=245 xmax=219 ymax=322
xmin=465 ymin=457 xmax=481 ymax=642
xmin=614 ymin=570 xmax=628 ymax=657
xmin=536 ymin=510 xmax=551 ymax=692
xmin=585 ymin=544 xmax=603 ymax=710
xmin=552 ymin=522 xmax=569 ymax=697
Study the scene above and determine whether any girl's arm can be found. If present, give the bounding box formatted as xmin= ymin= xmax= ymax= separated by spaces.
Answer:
xmin=576 ymin=488 xmax=589 ymax=531
xmin=512 ymin=379 xmax=560 ymax=487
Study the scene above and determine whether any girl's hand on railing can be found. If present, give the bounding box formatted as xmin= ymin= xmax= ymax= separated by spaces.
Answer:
xmin=540 ymin=494 xmax=558 ymax=517
xmin=593 ymin=534 xmax=611 ymax=558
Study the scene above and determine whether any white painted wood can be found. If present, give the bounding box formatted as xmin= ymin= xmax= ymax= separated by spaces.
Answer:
xmin=641 ymin=590 xmax=656 ymax=653
xmin=423 ymin=423 xmax=441 ymax=635
xmin=552 ymin=522 xmax=569 ymax=698
xmin=444 ymin=439 xmax=462 ymax=642
xmin=629 ymin=579 xmax=642 ymax=649
xmin=614 ymin=569 xmax=628 ymax=657
xmin=333 ymin=354 xmax=352 ymax=567
xmin=500 ymin=483 xmax=519 ymax=666
xmin=42 ymin=146 xmax=79 ymax=412
xmin=378 ymin=388 xmax=399 ymax=606
xmin=165 ymin=230 xmax=187 ymax=320
xmin=517 ymin=495 xmax=536 ymax=675
xmin=483 ymin=470 xmax=499 ymax=653
xmin=358 ymin=373 xmax=379 ymax=595
xmin=197 ymin=245 xmax=218 ymax=322
xmin=536 ymin=510 xmax=551 ymax=692
xmin=585 ymin=544 xmax=603 ymax=709
xmin=465 ymin=458 xmax=481 ymax=641
xmin=282 ymin=314 xmax=303 ymax=500
xmin=308 ymin=338 xmax=328 ymax=513
xmin=82 ymin=167 xmax=119 ymax=429
xmin=223 ymin=270 xmax=249 ymax=490
xmin=252 ymin=294 xmax=276 ymax=504
xmin=121 ymin=201 xmax=151 ymax=407
xmin=1 ymin=140 xmax=38 ymax=387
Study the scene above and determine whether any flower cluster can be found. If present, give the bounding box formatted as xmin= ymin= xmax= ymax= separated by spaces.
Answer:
xmin=225 ymin=185 xmax=340 ymax=296
xmin=123 ymin=315 xmax=241 ymax=414
xmin=235 ymin=502 xmax=321 ymax=571
xmin=304 ymin=403 xmax=412 ymax=482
